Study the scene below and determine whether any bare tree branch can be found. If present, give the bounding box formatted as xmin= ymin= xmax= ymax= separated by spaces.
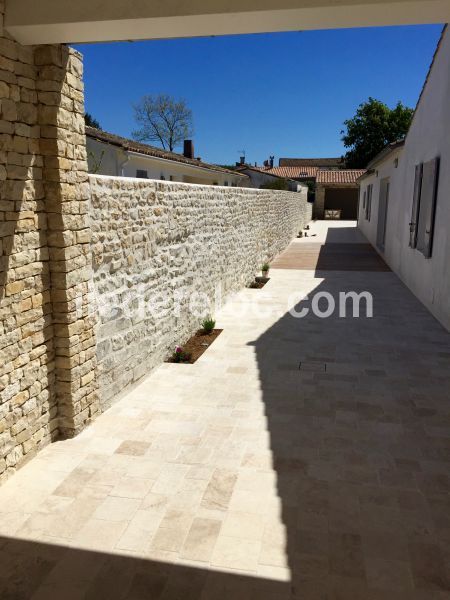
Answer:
xmin=132 ymin=94 xmax=194 ymax=152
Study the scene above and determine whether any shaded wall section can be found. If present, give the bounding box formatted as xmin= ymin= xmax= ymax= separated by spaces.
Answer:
xmin=1 ymin=4 xmax=99 ymax=482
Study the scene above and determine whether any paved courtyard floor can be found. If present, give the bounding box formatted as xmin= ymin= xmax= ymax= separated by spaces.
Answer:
xmin=1 ymin=221 xmax=450 ymax=599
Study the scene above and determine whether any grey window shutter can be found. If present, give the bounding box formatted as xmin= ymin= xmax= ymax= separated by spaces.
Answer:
xmin=409 ymin=163 xmax=423 ymax=248
xmin=416 ymin=157 xmax=440 ymax=258
xmin=366 ymin=185 xmax=372 ymax=221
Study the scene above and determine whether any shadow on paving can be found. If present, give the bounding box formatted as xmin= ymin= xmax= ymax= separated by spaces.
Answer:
xmin=0 ymin=536 xmax=290 ymax=599
xmin=252 ymin=251 xmax=450 ymax=596
xmin=2 ymin=228 xmax=450 ymax=599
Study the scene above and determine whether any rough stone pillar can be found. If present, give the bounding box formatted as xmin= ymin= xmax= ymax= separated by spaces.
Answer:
xmin=0 ymin=2 xmax=57 ymax=481
xmin=35 ymin=45 xmax=100 ymax=437
xmin=1 ymin=0 xmax=100 ymax=481
xmin=314 ymin=184 xmax=325 ymax=219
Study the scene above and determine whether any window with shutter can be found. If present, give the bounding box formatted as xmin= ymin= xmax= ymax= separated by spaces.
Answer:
xmin=136 ymin=169 xmax=148 ymax=178
xmin=416 ymin=157 xmax=440 ymax=258
xmin=409 ymin=163 xmax=423 ymax=248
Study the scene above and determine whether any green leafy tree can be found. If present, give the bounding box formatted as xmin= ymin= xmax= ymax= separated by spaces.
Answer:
xmin=132 ymin=94 xmax=193 ymax=152
xmin=84 ymin=112 xmax=101 ymax=129
xmin=341 ymin=98 xmax=414 ymax=168
xmin=260 ymin=178 xmax=290 ymax=191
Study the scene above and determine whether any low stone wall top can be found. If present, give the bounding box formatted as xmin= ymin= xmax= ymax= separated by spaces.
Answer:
xmin=89 ymin=175 xmax=312 ymax=406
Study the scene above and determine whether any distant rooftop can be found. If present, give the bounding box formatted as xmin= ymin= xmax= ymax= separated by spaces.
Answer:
xmin=279 ymin=157 xmax=345 ymax=168
xmin=265 ymin=166 xmax=320 ymax=179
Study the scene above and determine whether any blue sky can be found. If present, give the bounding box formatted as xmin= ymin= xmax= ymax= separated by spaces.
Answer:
xmin=75 ymin=24 xmax=443 ymax=166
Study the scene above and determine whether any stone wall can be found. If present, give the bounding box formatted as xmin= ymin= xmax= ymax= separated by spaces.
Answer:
xmin=1 ymin=3 xmax=310 ymax=480
xmin=0 ymin=14 xmax=53 ymax=482
xmin=0 ymin=3 xmax=98 ymax=482
xmin=89 ymin=175 xmax=312 ymax=406
xmin=314 ymin=184 xmax=325 ymax=219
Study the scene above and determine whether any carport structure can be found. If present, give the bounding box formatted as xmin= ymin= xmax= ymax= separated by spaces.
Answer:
xmin=4 ymin=0 xmax=450 ymax=43
xmin=315 ymin=169 xmax=366 ymax=219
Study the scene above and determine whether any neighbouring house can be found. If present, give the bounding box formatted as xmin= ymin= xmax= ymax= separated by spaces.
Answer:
xmin=264 ymin=158 xmax=364 ymax=218
xmin=235 ymin=164 xmax=308 ymax=193
xmin=86 ymin=127 xmax=249 ymax=187
xmin=357 ymin=24 xmax=450 ymax=331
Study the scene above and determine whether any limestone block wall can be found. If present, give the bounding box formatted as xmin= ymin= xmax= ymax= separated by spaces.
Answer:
xmin=89 ymin=175 xmax=312 ymax=406
xmin=0 ymin=2 xmax=98 ymax=482
xmin=0 ymin=20 xmax=53 ymax=481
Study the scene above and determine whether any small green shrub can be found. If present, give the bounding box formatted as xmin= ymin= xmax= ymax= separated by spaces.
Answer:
xmin=201 ymin=317 xmax=216 ymax=334
xmin=262 ymin=262 xmax=270 ymax=273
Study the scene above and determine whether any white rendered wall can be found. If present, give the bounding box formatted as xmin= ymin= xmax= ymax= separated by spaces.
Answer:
xmin=358 ymin=27 xmax=450 ymax=331
xmin=86 ymin=139 xmax=247 ymax=186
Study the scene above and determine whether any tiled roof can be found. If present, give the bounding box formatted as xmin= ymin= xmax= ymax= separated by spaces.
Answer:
xmin=316 ymin=170 xmax=366 ymax=184
xmin=236 ymin=165 xmax=296 ymax=181
xmin=85 ymin=126 xmax=247 ymax=178
xmin=279 ymin=157 xmax=344 ymax=168
xmin=265 ymin=166 xmax=319 ymax=178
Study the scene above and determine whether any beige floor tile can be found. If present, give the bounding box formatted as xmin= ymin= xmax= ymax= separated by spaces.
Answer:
xmin=211 ymin=535 xmax=261 ymax=572
xmin=93 ymin=495 xmax=141 ymax=522
xmin=201 ymin=468 xmax=237 ymax=511
xmin=149 ymin=525 xmax=188 ymax=553
xmin=258 ymin=543 xmax=289 ymax=569
xmin=221 ymin=510 xmax=266 ymax=541
xmin=115 ymin=440 xmax=151 ymax=456
xmin=140 ymin=492 xmax=169 ymax=513
xmin=180 ymin=517 xmax=222 ymax=562
xmin=73 ymin=518 xmax=128 ymax=551
xmin=115 ymin=509 xmax=163 ymax=553
xmin=228 ymin=489 xmax=270 ymax=514
xmin=110 ymin=476 xmax=155 ymax=499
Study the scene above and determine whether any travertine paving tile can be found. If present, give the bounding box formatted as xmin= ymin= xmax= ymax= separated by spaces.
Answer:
xmin=74 ymin=519 xmax=129 ymax=551
xmin=93 ymin=496 xmax=141 ymax=522
xmin=180 ymin=517 xmax=222 ymax=562
xmin=211 ymin=535 xmax=261 ymax=572
xmin=200 ymin=468 xmax=237 ymax=511
xmin=221 ymin=510 xmax=265 ymax=540
xmin=110 ymin=476 xmax=155 ymax=499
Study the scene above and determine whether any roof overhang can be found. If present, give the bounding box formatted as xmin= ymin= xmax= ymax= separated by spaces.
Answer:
xmin=4 ymin=0 xmax=450 ymax=45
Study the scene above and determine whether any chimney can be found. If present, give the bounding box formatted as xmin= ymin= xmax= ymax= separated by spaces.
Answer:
xmin=184 ymin=140 xmax=194 ymax=159
xmin=269 ymin=155 xmax=274 ymax=168
xmin=239 ymin=156 xmax=245 ymax=165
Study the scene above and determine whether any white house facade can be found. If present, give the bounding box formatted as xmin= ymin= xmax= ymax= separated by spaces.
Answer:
xmin=358 ymin=25 xmax=450 ymax=331
xmin=86 ymin=127 xmax=249 ymax=187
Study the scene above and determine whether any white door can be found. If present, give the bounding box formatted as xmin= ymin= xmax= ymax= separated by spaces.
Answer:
xmin=376 ymin=178 xmax=390 ymax=251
